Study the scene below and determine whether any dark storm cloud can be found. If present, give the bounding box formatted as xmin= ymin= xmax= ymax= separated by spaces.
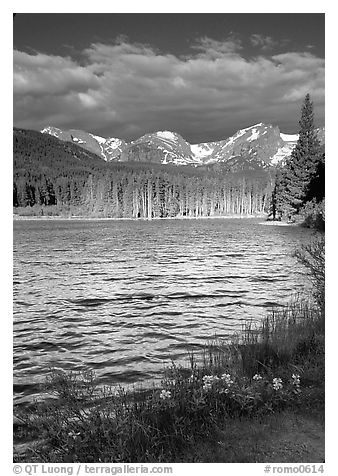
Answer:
xmin=13 ymin=37 xmax=325 ymax=142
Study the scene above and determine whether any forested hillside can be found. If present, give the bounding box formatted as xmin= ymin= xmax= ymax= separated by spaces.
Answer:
xmin=13 ymin=93 xmax=325 ymax=224
xmin=13 ymin=128 xmax=274 ymax=218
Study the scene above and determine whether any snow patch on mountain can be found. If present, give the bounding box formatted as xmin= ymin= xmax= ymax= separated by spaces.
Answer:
xmin=280 ymin=133 xmax=299 ymax=142
xmin=271 ymin=144 xmax=295 ymax=165
xmin=105 ymin=138 xmax=125 ymax=150
xmin=89 ymin=133 xmax=106 ymax=144
xmin=156 ymin=131 xmax=177 ymax=141
xmin=233 ymin=123 xmax=264 ymax=141
xmin=190 ymin=143 xmax=214 ymax=159
xmin=72 ymin=137 xmax=85 ymax=144
xmin=269 ymin=131 xmax=298 ymax=165
xmin=232 ymin=128 xmax=247 ymax=140
xmin=41 ymin=126 xmax=63 ymax=138
xmin=224 ymin=136 xmax=235 ymax=146
xmin=247 ymin=128 xmax=259 ymax=141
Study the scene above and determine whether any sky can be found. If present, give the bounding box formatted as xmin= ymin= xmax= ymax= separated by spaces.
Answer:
xmin=13 ymin=13 xmax=325 ymax=143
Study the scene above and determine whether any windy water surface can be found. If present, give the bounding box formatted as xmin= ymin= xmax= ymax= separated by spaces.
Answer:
xmin=13 ymin=218 xmax=312 ymax=405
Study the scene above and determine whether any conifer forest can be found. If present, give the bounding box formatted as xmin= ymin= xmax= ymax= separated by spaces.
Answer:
xmin=13 ymin=94 xmax=324 ymax=227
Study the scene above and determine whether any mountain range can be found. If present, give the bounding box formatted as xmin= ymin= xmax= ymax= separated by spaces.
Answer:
xmin=41 ymin=123 xmax=325 ymax=170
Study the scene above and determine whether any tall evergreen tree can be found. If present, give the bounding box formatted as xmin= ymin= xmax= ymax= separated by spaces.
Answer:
xmin=277 ymin=93 xmax=321 ymax=220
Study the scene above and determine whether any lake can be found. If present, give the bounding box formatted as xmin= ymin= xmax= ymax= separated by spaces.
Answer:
xmin=13 ymin=218 xmax=313 ymax=405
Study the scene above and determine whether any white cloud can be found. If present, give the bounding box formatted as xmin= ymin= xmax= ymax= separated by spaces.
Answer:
xmin=13 ymin=50 xmax=99 ymax=96
xmin=13 ymin=38 xmax=325 ymax=142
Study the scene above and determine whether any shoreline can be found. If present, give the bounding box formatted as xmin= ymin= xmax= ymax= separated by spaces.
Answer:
xmin=258 ymin=221 xmax=298 ymax=226
xmin=14 ymin=296 xmax=324 ymax=463
xmin=13 ymin=214 xmax=269 ymax=222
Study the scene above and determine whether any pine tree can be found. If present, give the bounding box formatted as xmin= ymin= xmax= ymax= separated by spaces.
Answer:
xmin=277 ymin=94 xmax=321 ymax=220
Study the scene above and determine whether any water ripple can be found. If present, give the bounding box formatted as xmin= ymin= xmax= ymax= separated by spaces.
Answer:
xmin=13 ymin=218 xmax=312 ymax=406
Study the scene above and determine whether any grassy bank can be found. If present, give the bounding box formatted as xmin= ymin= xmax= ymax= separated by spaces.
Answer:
xmin=13 ymin=237 xmax=325 ymax=463
xmin=14 ymin=300 xmax=324 ymax=463
xmin=13 ymin=205 xmax=267 ymax=220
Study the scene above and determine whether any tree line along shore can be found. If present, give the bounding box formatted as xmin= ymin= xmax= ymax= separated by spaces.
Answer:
xmin=14 ymin=94 xmax=324 ymax=228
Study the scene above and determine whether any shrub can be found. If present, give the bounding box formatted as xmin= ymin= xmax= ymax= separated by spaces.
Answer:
xmin=300 ymin=199 xmax=325 ymax=230
xmin=293 ymin=235 xmax=325 ymax=311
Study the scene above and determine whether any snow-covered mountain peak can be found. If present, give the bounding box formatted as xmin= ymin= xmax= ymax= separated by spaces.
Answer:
xmin=156 ymin=131 xmax=178 ymax=141
xmin=41 ymin=126 xmax=63 ymax=137
xmin=41 ymin=122 xmax=324 ymax=170
xmin=230 ymin=123 xmax=267 ymax=142
xmin=40 ymin=127 xmax=127 ymax=161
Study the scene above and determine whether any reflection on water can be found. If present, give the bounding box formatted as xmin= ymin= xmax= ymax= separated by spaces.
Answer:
xmin=13 ymin=218 xmax=312 ymax=405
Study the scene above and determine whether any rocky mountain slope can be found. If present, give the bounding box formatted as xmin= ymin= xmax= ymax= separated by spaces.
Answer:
xmin=41 ymin=123 xmax=324 ymax=169
xmin=41 ymin=126 xmax=127 ymax=161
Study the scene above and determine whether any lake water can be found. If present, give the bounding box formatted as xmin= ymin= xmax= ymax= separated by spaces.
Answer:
xmin=13 ymin=218 xmax=313 ymax=405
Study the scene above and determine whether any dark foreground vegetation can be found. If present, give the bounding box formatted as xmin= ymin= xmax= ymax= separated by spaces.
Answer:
xmin=14 ymin=236 xmax=325 ymax=463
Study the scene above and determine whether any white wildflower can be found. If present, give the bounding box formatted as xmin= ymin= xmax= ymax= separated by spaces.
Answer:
xmin=291 ymin=374 xmax=301 ymax=393
xmin=221 ymin=373 xmax=234 ymax=385
xmin=202 ymin=374 xmax=219 ymax=391
xmin=253 ymin=374 xmax=263 ymax=381
xmin=272 ymin=377 xmax=283 ymax=391
xmin=159 ymin=389 xmax=172 ymax=400
xmin=68 ymin=431 xmax=81 ymax=439
xmin=203 ymin=375 xmax=219 ymax=382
